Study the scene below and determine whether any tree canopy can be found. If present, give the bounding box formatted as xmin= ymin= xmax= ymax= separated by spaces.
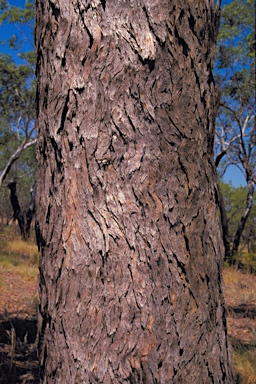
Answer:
xmin=214 ymin=0 xmax=255 ymax=259
xmin=215 ymin=0 xmax=255 ymax=181
xmin=219 ymin=181 xmax=256 ymax=253
xmin=0 ymin=0 xmax=36 ymax=232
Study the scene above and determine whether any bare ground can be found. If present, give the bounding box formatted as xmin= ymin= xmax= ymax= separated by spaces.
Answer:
xmin=0 ymin=270 xmax=38 ymax=384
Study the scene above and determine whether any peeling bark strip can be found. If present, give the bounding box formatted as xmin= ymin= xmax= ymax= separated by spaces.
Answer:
xmin=36 ymin=1 xmax=233 ymax=383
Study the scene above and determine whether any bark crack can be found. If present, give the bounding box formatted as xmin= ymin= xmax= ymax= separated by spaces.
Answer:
xmin=49 ymin=0 xmax=60 ymax=21
xmin=100 ymin=0 xmax=106 ymax=11
xmin=174 ymin=26 xmax=188 ymax=58
xmin=50 ymin=137 xmax=63 ymax=174
xmin=57 ymin=91 xmax=70 ymax=134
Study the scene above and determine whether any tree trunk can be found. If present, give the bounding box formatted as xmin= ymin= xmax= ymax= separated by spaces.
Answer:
xmin=7 ymin=180 xmax=35 ymax=240
xmin=218 ymin=187 xmax=232 ymax=263
xmin=25 ymin=182 xmax=36 ymax=238
xmin=232 ymin=178 xmax=255 ymax=255
xmin=8 ymin=180 xmax=25 ymax=238
xmin=36 ymin=1 xmax=233 ymax=383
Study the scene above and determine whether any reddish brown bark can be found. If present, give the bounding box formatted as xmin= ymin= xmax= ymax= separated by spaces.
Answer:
xmin=36 ymin=1 xmax=233 ymax=382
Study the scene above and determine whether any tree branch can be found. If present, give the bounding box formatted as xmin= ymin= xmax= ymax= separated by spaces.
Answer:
xmin=0 ymin=138 xmax=37 ymax=188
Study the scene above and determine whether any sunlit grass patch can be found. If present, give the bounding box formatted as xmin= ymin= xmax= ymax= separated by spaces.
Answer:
xmin=224 ymin=266 xmax=256 ymax=383
xmin=243 ymin=253 xmax=256 ymax=274
xmin=223 ymin=268 xmax=241 ymax=285
xmin=223 ymin=267 xmax=256 ymax=308
xmin=0 ymin=276 xmax=6 ymax=292
xmin=0 ymin=259 xmax=38 ymax=281
xmin=0 ymin=238 xmax=38 ymax=261
xmin=5 ymin=239 xmax=38 ymax=257
xmin=17 ymin=264 xmax=38 ymax=281
xmin=233 ymin=346 xmax=256 ymax=384
xmin=0 ymin=251 xmax=39 ymax=270
xmin=0 ymin=226 xmax=39 ymax=279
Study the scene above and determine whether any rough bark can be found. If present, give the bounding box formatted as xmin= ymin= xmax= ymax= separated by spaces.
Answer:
xmin=218 ymin=188 xmax=231 ymax=263
xmin=36 ymin=1 xmax=233 ymax=383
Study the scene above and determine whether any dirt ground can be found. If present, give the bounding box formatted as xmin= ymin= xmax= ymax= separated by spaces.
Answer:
xmin=0 ymin=268 xmax=255 ymax=383
xmin=0 ymin=270 xmax=38 ymax=384
xmin=224 ymin=269 xmax=256 ymax=346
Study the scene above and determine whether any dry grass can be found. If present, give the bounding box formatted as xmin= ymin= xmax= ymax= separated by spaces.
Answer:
xmin=0 ymin=276 xmax=5 ymax=291
xmin=0 ymin=227 xmax=39 ymax=282
xmin=3 ymin=239 xmax=38 ymax=258
xmin=224 ymin=267 xmax=256 ymax=383
xmin=233 ymin=347 xmax=256 ymax=384
xmin=224 ymin=267 xmax=256 ymax=314
xmin=0 ymin=225 xmax=39 ymax=382
xmin=224 ymin=268 xmax=241 ymax=285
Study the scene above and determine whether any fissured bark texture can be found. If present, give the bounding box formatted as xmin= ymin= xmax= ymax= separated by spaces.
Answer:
xmin=36 ymin=1 xmax=233 ymax=383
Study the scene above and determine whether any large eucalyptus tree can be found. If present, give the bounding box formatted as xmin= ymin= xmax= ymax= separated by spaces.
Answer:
xmin=36 ymin=1 xmax=233 ymax=382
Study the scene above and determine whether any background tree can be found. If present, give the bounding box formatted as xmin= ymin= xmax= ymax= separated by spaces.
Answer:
xmin=215 ymin=0 xmax=255 ymax=261
xmin=0 ymin=0 xmax=36 ymax=236
xmin=36 ymin=1 xmax=233 ymax=382
xmin=219 ymin=181 xmax=256 ymax=254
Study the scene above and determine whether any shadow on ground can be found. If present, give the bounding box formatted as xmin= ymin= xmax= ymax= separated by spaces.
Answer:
xmin=0 ymin=315 xmax=39 ymax=384
xmin=228 ymin=304 xmax=256 ymax=319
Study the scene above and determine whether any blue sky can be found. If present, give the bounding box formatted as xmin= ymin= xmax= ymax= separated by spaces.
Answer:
xmin=0 ymin=0 xmax=34 ymax=63
xmin=0 ymin=0 xmax=247 ymax=187
xmin=221 ymin=165 xmax=246 ymax=187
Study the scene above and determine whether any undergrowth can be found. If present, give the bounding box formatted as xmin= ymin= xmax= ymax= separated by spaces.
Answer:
xmin=223 ymin=266 xmax=256 ymax=384
xmin=233 ymin=345 xmax=256 ymax=384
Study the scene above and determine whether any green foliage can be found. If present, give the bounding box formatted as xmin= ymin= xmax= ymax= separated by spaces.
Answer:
xmin=0 ymin=1 xmax=8 ymax=11
xmin=217 ymin=0 xmax=255 ymax=89
xmin=0 ymin=54 xmax=35 ymax=120
xmin=0 ymin=1 xmax=36 ymax=222
xmin=0 ymin=1 xmax=34 ymax=61
xmin=0 ymin=0 xmax=34 ymax=25
xmin=218 ymin=0 xmax=255 ymax=51
xmin=215 ymin=0 xmax=255 ymax=179
xmin=19 ymin=50 xmax=35 ymax=65
xmin=243 ymin=253 xmax=256 ymax=273
xmin=0 ymin=52 xmax=36 ymax=178
xmin=219 ymin=181 xmax=256 ymax=252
